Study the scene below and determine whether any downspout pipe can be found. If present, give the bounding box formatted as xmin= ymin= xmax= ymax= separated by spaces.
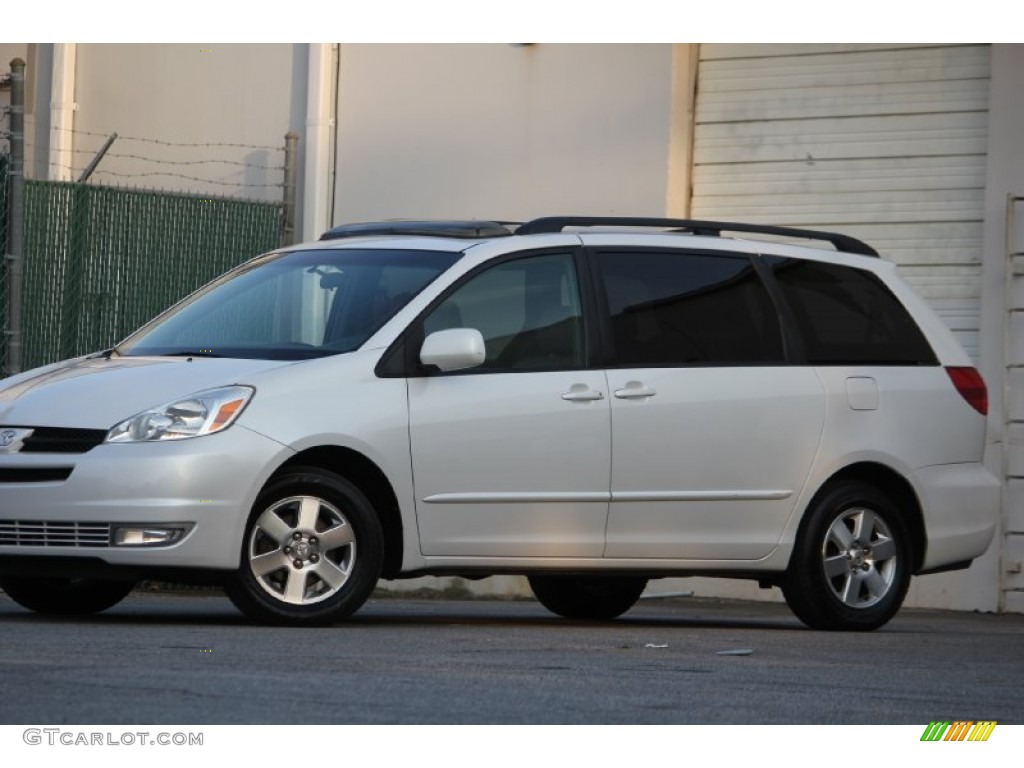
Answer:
xmin=302 ymin=43 xmax=334 ymax=242
xmin=49 ymin=43 xmax=77 ymax=181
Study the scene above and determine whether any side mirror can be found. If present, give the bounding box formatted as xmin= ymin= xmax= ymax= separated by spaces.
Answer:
xmin=419 ymin=328 xmax=486 ymax=373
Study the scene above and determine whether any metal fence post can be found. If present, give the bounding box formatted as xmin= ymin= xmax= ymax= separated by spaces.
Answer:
xmin=78 ymin=132 xmax=118 ymax=183
xmin=4 ymin=57 xmax=25 ymax=375
xmin=60 ymin=183 xmax=89 ymax=361
xmin=283 ymin=131 xmax=298 ymax=246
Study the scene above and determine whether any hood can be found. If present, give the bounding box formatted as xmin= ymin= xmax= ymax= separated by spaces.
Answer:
xmin=0 ymin=355 xmax=293 ymax=429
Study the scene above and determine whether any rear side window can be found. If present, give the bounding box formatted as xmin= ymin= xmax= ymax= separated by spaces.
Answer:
xmin=596 ymin=250 xmax=785 ymax=366
xmin=768 ymin=259 xmax=937 ymax=365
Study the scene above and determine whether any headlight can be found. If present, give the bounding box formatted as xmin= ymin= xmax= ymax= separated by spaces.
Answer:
xmin=106 ymin=386 xmax=254 ymax=443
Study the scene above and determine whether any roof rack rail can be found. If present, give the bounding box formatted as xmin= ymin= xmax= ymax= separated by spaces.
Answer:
xmin=320 ymin=220 xmax=515 ymax=241
xmin=516 ymin=216 xmax=879 ymax=257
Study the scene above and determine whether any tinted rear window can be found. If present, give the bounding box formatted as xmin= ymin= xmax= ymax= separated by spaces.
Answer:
xmin=596 ymin=250 xmax=785 ymax=366
xmin=768 ymin=259 xmax=936 ymax=365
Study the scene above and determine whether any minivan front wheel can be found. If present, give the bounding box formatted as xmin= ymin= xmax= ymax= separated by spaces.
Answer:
xmin=225 ymin=467 xmax=383 ymax=626
xmin=783 ymin=482 xmax=911 ymax=631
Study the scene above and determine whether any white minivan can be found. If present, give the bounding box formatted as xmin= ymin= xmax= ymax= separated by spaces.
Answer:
xmin=0 ymin=217 xmax=1000 ymax=630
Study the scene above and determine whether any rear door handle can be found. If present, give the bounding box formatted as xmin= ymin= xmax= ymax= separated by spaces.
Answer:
xmin=561 ymin=385 xmax=605 ymax=402
xmin=613 ymin=382 xmax=657 ymax=399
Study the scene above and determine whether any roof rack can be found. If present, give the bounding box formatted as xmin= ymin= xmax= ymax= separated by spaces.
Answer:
xmin=516 ymin=216 xmax=879 ymax=257
xmin=320 ymin=220 xmax=515 ymax=241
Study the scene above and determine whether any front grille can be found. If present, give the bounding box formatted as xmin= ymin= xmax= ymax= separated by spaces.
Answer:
xmin=0 ymin=467 xmax=73 ymax=482
xmin=0 ymin=521 xmax=112 ymax=548
xmin=20 ymin=427 xmax=108 ymax=454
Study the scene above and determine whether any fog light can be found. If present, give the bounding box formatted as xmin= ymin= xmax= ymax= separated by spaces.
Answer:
xmin=112 ymin=525 xmax=191 ymax=547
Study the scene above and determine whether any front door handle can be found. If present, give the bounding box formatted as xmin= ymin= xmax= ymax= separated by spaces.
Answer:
xmin=614 ymin=382 xmax=657 ymax=399
xmin=561 ymin=385 xmax=605 ymax=402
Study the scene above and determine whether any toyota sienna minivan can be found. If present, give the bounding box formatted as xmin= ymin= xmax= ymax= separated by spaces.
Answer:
xmin=0 ymin=217 xmax=999 ymax=630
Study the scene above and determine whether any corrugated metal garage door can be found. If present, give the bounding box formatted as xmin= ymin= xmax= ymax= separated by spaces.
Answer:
xmin=691 ymin=44 xmax=991 ymax=359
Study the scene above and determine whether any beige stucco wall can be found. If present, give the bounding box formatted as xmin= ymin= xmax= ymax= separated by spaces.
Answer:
xmin=332 ymin=43 xmax=676 ymax=224
xmin=70 ymin=44 xmax=301 ymax=202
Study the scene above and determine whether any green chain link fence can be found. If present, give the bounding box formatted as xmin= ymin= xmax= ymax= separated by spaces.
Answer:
xmin=15 ymin=181 xmax=283 ymax=372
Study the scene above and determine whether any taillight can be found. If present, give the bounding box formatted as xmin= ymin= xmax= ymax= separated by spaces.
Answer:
xmin=946 ymin=366 xmax=988 ymax=415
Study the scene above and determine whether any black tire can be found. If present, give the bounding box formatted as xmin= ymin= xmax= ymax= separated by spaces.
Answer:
xmin=0 ymin=576 xmax=135 ymax=615
xmin=782 ymin=481 xmax=912 ymax=631
xmin=528 ymin=574 xmax=647 ymax=620
xmin=225 ymin=467 xmax=383 ymax=626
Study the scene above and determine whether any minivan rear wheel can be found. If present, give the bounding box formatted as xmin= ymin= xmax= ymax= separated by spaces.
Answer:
xmin=782 ymin=481 xmax=911 ymax=631
xmin=0 ymin=576 xmax=135 ymax=615
xmin=528 ymin=574 xmax=648 ymax=620
xmin=225 ymin=467 xmax=383 ymax=626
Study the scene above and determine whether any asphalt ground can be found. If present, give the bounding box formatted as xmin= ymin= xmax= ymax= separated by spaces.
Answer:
xmin=0 ymin=590 xmax=1021 ymax=726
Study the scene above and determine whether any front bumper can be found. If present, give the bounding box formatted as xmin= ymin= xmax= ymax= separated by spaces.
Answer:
xmin=0 ymin=425 xmax=291 ymax=572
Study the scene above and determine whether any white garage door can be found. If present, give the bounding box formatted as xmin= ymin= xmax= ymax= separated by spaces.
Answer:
xmin=691 ymin=44 xmax=991 ymax=359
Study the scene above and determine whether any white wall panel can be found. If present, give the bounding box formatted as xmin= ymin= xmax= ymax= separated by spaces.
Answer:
xmin=1005 ymin=590 xmax=1024 ymax=613
xmin=698 ymin=45 xmax=990 ymax=92
xmin=1006 ymin=482 xmax=1024 ymax=533
xmin=694 ymin=112 xmax=988 ymax=165
xmin=693 ymin=189 xmax=983 ymax=225
xmin=693 ymin=44 xmax=991 ymax=364
xmin=695 ymin=156 xmax=985 ymax=196
xmin=700 ymin=43 xmax=980 ymax=60
xmin=698 ymin=79 xmax=990 ymax=123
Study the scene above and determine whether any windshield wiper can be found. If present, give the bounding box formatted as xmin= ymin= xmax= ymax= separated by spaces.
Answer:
xmin=163 ymin=350 xmax=224 ymax=358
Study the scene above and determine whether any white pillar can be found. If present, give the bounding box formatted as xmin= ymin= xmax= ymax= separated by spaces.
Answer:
xmin=302 ymin=43 xmax=334 ymax=243
xmin=665 ymin=44 xmax=698 ymax=219
xmin=49 ymin=43 xmax=77 ymax=182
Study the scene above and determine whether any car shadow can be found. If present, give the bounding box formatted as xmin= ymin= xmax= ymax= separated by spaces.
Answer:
xmin=0 ymin=593 xmax=843 ymax=633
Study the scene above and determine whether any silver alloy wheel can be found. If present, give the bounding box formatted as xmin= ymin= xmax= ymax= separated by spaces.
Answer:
xmin=821 ymin=507 xmax=898 ymax=609
xmin=246 ymin=495 xmax=357 ymax=606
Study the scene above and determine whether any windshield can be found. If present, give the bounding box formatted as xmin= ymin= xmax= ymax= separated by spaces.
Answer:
xmin=117 ymin=248 xmax=461 ymax=360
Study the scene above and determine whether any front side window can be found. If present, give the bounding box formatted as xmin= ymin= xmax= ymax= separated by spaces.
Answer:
xmin=421 ymin=252 xmax=585 ymax=370
xmin=768 ymin=259 xmax=937 ymax=365
xmin=118 ymin=248 xmax=460 ymax=360
xmin=596 ymin=250 xmax=785 ymax=366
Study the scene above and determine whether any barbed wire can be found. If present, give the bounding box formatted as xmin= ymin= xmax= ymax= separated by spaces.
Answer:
xmin=21 ymin=159 xmax=282 ymax=189
xmin=25 ymin=143 xmax=283 ymax=170
xmin=116 ymin=153 xmax=284 ymax=170
xmin=48 ymin=125 xmax=284 ymax=152
xmin=89 ymin=169 xmax=284 ymax=188
xmin=25 ymin=149 xmax=284 ymax=188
